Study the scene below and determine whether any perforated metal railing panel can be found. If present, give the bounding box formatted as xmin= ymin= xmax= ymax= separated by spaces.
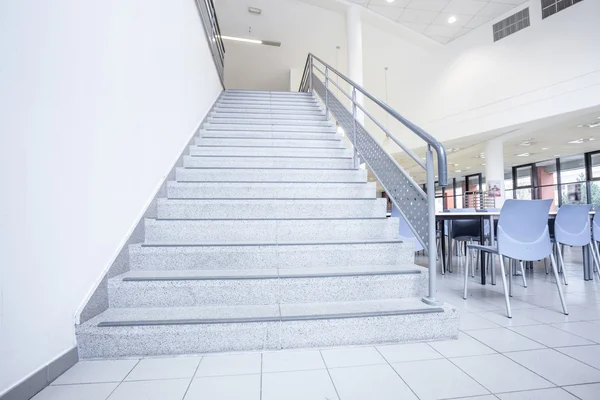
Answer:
xmin=313 ymin=77 xmax=429 ymax=249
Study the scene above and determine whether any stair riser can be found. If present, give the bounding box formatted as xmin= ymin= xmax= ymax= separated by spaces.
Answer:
xmin=195 ymin=137 xmax=343 ymax=148
xmin=76 ymin=309 xmax=458 ymax=358
xmin=175 ymin=168 xmax=367 ymax=183
xmin=218 ymin=99 xmax=317 ymax=107
xmin=144 ymin=218 xmax=400 ymax=243
xmin=222 ymin=93 xmax=313 ymax=100
xmin=108 ymin=273 xmax=427 ymax=308
xmin=156 ymin=199 xmax=387 ymax=219
xmin=202 ymin=124 xmax=335 ymax=133
xmin=182 ymin=155 xmax=353 ymax=169
xmin=210 ymin=113 xmax=326 ymax=121
xmin=166 ymin=182 xmax=376 ymax=199
xmin=214 ymin=107 xmax=323 ymax=116
xmin=129 ymin=242 xmax=415 ymax=271
xmin=207 ymin=118 xmax=332 ymax=127
xmin=198 ymin=130 xmax=338 ymax=140
xmin=189 ymin=146 xmax=352 ymax=158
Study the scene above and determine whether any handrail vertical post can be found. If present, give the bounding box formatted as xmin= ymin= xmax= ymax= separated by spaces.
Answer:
xmin=309 ymin=56 xmax=313 ymax=93
xmin=423 ymin=146 xmax=441 ymax=306
xmin=325 ymin=67 xmax=329 ymax=120
xmin=352 ymin=87 xmax=358 ymax=169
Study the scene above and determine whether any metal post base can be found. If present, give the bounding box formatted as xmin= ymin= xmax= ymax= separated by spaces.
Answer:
xmin=422 ymin=296 xmax=443 ymax=306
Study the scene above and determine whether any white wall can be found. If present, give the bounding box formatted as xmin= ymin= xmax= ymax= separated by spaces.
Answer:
xmin=420 ymin=0 xmax=600 ymax=143
xmin=215 ymin=0 xmax=349 ymax=91
xmin=0 ymin=0 xmax=222 ymax=394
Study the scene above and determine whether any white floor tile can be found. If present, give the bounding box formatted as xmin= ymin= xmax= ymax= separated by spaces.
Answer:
xmin=450 ymin=354 xmax=554 ymax=393
xmin=262 ymin=369 xmax=339 ymax=400
xmin=516 ymin=307 xmax=577 ymax=324
xmin=508 ymin=324 xmax=594 ymax=347
xmin=376 ymin=342 xmax=443 ymax=363
xmin=184 ymin=374 xmax=260 ymax=400
xmin=262 ymin=350 xmax=325 ymax=373
xmin=52 ymin=360 xmax=139 ymax=385
xmin=465 ymin=328 xmax=546 ymax=353
xmin=329 ymin=364 xmax=417 ymax=400
xmin=195 ymin=353 xmax=261 ymax=377
xmin=429 ymin=332 xmax=497 ymax=358
xmin=551 ymin=321 xmax=600 ymax=343
xmin=506 ymin=349 xmax=600 ymax=386
xmin=107 ymin=379 xmax=190 ymax=400
xmin=477 ymin=310 xmax=544 ymax=328
xmin=563 ymin=383 xmax=600 ymax=399
xmin=460 ymin=312 xmax=501 ymax=330
xmin=497 ymin=388 xmax=579 ymax=399
xmin=125 ymin=357 xmax=202 ymax=381
xmin=321 ymin=346 xmax=386 ymax=368
xmin=392 ymin=359 xmax=489 ymax=400
xmin=31 ymin=383 xmax=118 ymax=400
xmin=556 ymin=345 xmax=600 ymax=370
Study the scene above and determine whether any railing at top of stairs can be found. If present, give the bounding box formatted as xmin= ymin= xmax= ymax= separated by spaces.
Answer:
xmin=195 ymin=0 xmax=226 ymax=87
xmin=299 ymin=53 xmax=448 ymax=306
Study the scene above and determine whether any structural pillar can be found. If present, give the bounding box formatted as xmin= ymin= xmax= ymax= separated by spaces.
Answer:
xmin=484 ymin=138 xmax=506 ymax=208
xmin=346 ymin=5 xmax=364 ymax=124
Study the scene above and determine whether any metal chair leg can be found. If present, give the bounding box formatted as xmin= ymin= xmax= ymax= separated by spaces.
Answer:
xmin=519 ymin=261 xmax=527 ymax=288
xmin=550 ymin=253 xmax=568 ymax=315
xmin=556 ymin=243 xmax=569 ymax=285
xmin=463 ymin=248 xmax=470 ymax=300
xmin=508 ymin=258 xmax=513 ymax=297
xmin=498 ymin=255 xmax=512 ymax=318
xmin=590 ymin=242 xmax=600 ymax=280
xmin=544 ymin=257 xmax=549 ymax=274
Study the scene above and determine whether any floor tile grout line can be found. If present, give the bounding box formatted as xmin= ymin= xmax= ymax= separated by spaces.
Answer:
xmin=444 ymin=356 xmax=495 ymax=397
xmin=181 ymin=357 xmax=203 ymax=399
xmin=104 ymin=359 xmax=141 ymax=399
xmin=259 ymin=353 xmax=263 ymax=400
xmin=318 ymin=350 xmax=342 ymax=400
xmin=373 ymin=346 xmax=421 ymax=400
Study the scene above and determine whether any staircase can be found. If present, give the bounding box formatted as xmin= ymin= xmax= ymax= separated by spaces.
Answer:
xmin=76 ymin=90 xmax=459 ymax=359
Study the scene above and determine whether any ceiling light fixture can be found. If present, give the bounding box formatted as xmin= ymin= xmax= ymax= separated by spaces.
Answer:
xmin=569 ymin=138 xmax=584 ymax=144
xmin=248 ymin=6 xmax=262 ymax=15
xmin=386 ymin=0 xmax=395 ymax=3
xmin=455 ymin=169 xmax=462 ymax=173
xmin=541 ymin=147 xmax=549 ymax=150
xmin=448 ymin=16 xmax=457 ymax=24
xmin=519 ymin=139 xmax=533 ymax=146
xmin=447 ymin=147 xmax=460 ymax=153
xmin=220 ymin=35 xmax=281 ymax=47
xmin=516 ymin=153 xmax=531 ymax=157
xmin=481 ymin=163 xmax=486 ymax=166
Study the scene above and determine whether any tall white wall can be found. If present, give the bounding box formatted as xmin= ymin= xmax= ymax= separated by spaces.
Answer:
xmin=0 ymin=0 xmax=222 ymax=394
xmin=421 ymin=0 xmax=600 ymax=142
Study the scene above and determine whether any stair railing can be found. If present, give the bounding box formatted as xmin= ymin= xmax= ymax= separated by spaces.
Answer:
xmin=195 ymin=0 xmax=225 ymax=87
xmin=299 ymin=53 xmax=447 ymax=306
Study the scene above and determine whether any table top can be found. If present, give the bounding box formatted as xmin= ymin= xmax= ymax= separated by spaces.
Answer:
xmin=435 ymin=210 xmax=595 ymax=218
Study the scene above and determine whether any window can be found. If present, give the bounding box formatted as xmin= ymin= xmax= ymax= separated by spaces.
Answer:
xmin=559 ymin=155 xmax=587 ymax=205
xmin=493 ymin=8 xmax=530 ymax=42
xmin=542 ymin=0 xmax=583 ymax=19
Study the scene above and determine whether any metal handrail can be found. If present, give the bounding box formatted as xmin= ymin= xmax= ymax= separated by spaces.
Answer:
xmin=300 ymin=53 xmax=447 ymax=186
xmin=195 ymin=0 xmax=226 ymax=87
xmin=299 ymin=53 xmax=446 ymax=306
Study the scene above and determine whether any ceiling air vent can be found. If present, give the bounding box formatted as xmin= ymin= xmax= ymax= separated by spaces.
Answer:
xmin=493 ymin=8 xmax=530 ymax=42
xmin=542 ymin=0 xmax=583 ymax=19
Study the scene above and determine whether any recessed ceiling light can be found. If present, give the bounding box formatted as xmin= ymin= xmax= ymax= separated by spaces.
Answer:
xmin=516 ymin=153 xmax=531 ymax=157
xmin=448 ymin=16 xmax=457 ymax=24
xmin=447 ymin=147 xmax=460 ymax=153
xmin=554 ymin=154 xmax=560 ymax=157
xmin=248 ymin=6 xmax=262 ymax=15
xmin=519 ymin=139 xmax=533 ymax=146
xmin=465 ymin=167 xmax=471 ymax=170
xmin=541 ymin=147 xmax=549 ymax=150
xmin=455 ymin=169 xmax=462 ymax=173
xmin=220 ymin=35 xmax=281 ymax=47
xmin=569 ymin=138 xmax=584 ymax=144
xmin=590 ymin=137 xmax=596 ymax=141
xmin=481 ymin=163 xmax=486 ymax=166
xmin=386 ymin=0 xmax=395 ymax=2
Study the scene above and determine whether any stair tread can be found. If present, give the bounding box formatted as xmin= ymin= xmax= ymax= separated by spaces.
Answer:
xmin=83 ymin=298 xmax=445 ymax=328
xmin=158 ymin=198 xmax=379 ymax=203
xmin=138 ymin=238 xmax=404 ymax=247
xmin=115 ymin=264 xmax=424 ymax=281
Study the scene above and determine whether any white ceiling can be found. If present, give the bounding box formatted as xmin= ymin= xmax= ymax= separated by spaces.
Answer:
xmin=378 ymin=105 xmax=600 ymax=184
xmin=347 ymin=0 xmax=528 ymax=44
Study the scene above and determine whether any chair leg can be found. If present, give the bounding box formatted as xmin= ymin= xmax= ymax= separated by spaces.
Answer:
xmin=550 ymin=253 xmax=568 ymax=315
xmin=544 ymin=258 xmax=549 ymax=274
xmin=508 ymin=258 xmax=513 ymax=297
xmin=498 ymin=255 xmax=512 ymax=318
xmin=463 ymin=248 xmax=470 ymax=300
xmin=519 ymin=261 xmax=527 ymax=288
xmin=556 ymin=243 xmax=569 ymax=285
xmin=590 ymin=242 xmax=600 ymax=280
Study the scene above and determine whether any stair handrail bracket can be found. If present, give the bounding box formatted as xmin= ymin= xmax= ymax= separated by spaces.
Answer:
xmin=300 ymin=53 xmax=447 ymax=306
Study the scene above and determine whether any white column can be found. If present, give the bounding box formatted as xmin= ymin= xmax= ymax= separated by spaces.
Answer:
xmin=485 ymin=138 xmax=506 ymax=208
xmin=346 ymin=5 xmax=364 ymax=124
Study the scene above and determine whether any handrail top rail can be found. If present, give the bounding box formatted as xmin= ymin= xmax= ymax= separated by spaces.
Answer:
xmin=303 ymin=53 xmax=448 ymax=186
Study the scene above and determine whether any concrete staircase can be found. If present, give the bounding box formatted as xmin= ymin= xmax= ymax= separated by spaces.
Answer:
xmin=77 ymin=90 xmax=459 ymax=359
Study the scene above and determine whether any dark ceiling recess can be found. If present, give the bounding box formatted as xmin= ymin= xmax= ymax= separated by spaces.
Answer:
xmin=493 ymin=8 xmax=530 ymax=42
xmin=541 ymin=0 xmax=583 ymax=19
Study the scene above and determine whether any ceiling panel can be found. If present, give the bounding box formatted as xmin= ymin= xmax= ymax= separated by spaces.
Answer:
xmin=346 ymin=0 xmax=530 ymax=44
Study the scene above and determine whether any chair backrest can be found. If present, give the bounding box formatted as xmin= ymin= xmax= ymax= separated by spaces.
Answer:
xmin=593 ymin=210 xmax=600 ymax=241
xmin=446 ymin=208 xmax=479 ymax=240
xmin=391 ymin=206 xmax=424 ymax=252
xmin=497 ymin=199 xmax=552 ymax=261
xmin=555 ymin=204 xmax=592 ymax=247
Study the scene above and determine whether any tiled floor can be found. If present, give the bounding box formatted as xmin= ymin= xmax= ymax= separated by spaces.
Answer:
xmin=35 ymin=248 xmax=600 ymax=399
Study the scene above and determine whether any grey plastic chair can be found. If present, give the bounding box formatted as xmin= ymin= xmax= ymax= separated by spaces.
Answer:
xmin=554 ymin=204 xmax=593 ymax=285
xmin=463 ymin=199 xmax=568 ymax=318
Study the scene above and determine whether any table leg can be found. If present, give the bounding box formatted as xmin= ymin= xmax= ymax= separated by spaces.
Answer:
xmin=489 ymin=215 xmax=496 ymax=285
xmin=440 ymin=219 xmax=446 ymax=275
xmin=448 ymin=221 xmax=453 ymax=273
xmin=480 ymin=216 xmax=486 ymax=285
